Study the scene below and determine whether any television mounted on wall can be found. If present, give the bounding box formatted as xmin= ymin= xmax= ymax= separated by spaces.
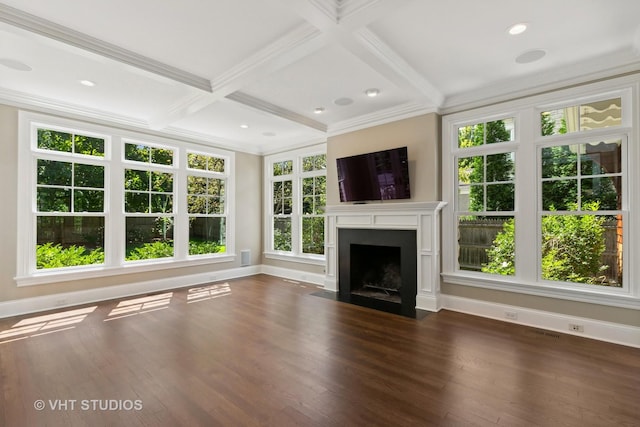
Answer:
xmin=337 ymin=146 xmax=411 ymax=203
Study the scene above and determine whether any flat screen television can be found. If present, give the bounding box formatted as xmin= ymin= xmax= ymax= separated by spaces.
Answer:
xmin=337 ymin=146 xmax=411 ymax=202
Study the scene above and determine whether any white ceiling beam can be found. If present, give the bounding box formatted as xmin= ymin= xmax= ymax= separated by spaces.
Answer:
xmin=227 ymin=92 xmax=327 ymax=132
xmin=0 ymin=3 xmax=211 ymax=92
xmin=349 ymin=28 xmax=444 ymax=106
xmin=149 ymin=24 xmax=327 ymax=130
xmin=279 ymin=0 xmax=443 ymax=106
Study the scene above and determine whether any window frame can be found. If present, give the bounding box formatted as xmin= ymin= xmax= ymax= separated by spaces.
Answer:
xmin=263 ymin=144 xmax=327 ymax=265
xmin=442 ymin=77 xmax=640 ymax=309
xmin=185 ymin=150 xmax=228 ymax=257
xmin=17 ymin=112 xmax=235 ymax=286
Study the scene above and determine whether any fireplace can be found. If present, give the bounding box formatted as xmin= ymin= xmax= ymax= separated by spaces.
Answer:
xmin=338 ymin=228 xmax=417 ymax=317
xmin=324 ymin=202 xmax=446 ymax=313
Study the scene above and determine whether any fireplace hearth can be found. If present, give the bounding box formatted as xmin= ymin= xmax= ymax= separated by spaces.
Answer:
xmin=338 ymin=228 xmax=417 ymax=317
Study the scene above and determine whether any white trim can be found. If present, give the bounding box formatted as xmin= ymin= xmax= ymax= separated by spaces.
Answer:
xmin=442 ymin=272 xmax=640 ymax=310
xmin=263 ymin=145 xmax=328 ymax=262
xmin=0 ymin=4 xmax=211 ymax=92
xmin=263 ymin=252 xmax=325 ymax=266
xmin=227 ymin=92 xmax=327 ymax=132
xmin=1 ymin=266 xmax=260 ymax=320
xmin=441 ymin=294 xmax=640 ymax=349
xmin=15 ymin=255 xmax=237 ymax=287
xmin=353 ymin=28 xmax=443 ymax=105
xmin=441 ymin=55 xmax=640 ymax=115
xmin=328 ymin=100 xmax=437 ymax=136
xmin=260 ymin=265 xmax=325 ymax=287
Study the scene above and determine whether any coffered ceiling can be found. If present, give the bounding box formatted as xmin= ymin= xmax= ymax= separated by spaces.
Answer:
xmin=1 ymin=0 xmax=639 ymax=153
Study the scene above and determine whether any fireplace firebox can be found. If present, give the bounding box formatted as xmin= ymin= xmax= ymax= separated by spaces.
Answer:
xmin=338 ymin=228 xmax=417 ymax=317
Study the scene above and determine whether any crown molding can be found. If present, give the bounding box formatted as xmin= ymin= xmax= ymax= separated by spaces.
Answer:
xmin=0 ymin=87 xmax=148 ymax=129
xmin=0 ymin=3 xmax=211 ymax=92
xmin=328 ymin=100 xmax=437 ymax=136
xmin=227 ymin=91 xmax=328 ymax=132
xmin=161 ymin=126 xmax=263 ymax=155
xmin=353 ymin=28 xmax=444 ymax=106
xmin=0 ymin=87 xmax=268 ymax=155
xmin=441 ymin=49 xmax=640 ymax=115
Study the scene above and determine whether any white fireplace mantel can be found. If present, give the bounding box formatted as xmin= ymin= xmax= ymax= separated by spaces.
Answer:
xmin=324 ymin=201 xmax=447 ymax=312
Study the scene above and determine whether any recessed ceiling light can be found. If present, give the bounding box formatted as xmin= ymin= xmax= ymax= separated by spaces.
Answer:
xmin=314 ymin=107 xmax=325 ymax=114
xmin=334 ymin=97 xmax=353 ymax=106
xmin=239 ymin=124 xmax=249 ymax=129
xmin=79 ymin=80 xmax=96 ymax=87
xmin=0 ymin=58 xmax=32 ymax=71
xmin=508 ymin=23 xmax=528 ymax=35
xmin=365 ymin=88 xmax=380 ymax=97
xmin=515 ymin=49 xmax=546 ymax=64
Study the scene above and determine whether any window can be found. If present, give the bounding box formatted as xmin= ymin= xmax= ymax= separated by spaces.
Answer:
xmin=187 ymin=152 xmax=227 ymax=256
xmin=17 ymin=113 xmax=235 ymax=285
xmin=442 ymin=80 xmax=637 ymax=307
xmin=456 ymin=118 xmax=516 ymax=275
xmin=265 ymin=145 xmax=326 ymax=263
xmin=124 ymin=142 xmax=175 ymax=261
xmin=35 ymin=128 xmax=106 ymax=270
xmin=301 ymin=154 xmax=327 ymax=255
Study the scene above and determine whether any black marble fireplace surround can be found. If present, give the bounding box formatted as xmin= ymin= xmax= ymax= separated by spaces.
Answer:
xmin=338 ymin=228 xmax=417 ymax=317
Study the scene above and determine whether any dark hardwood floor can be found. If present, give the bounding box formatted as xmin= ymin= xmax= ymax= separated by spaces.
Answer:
xmin=0 ymin=274 xmax=638 ymax=426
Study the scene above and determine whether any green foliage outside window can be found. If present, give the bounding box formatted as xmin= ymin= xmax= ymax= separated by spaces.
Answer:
xmin=126 ymin=240 xmax=174 ymax=260
xmin=36 ymin=243 xmax=104 ymax=269
xmin=483 ymin=203 xmax=613 ymax=285
xmin=38 ymin=129 xmax=104 ymax=156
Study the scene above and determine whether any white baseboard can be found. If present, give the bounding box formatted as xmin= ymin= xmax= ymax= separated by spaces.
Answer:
xmin=0 ymin=265 xmax=261 ymax=319
xmin=441 ymin=294 xmax=640 ymax=349
xmin=416 ymin=294 xmax=441 ymax=312
xmin=259 ymin=265 xmax=325 ymax=286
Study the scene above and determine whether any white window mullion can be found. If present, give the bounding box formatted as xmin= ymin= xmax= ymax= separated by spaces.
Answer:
xmin=516 ymin=108 xmax=538 ymax=282
xmin=174 ymin=151 xmax=189 ymax=261
xmin=108 ymin=135 xmax=124 ymax=266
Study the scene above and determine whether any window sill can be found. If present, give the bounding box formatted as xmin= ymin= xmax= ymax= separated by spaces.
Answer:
xmin=441 ymin=271 xmax=640 ymax=310
xmin=264 ymin=251 xmax=325 ymax=266
xmin=15 ymin=254 xmax=236 ymax=287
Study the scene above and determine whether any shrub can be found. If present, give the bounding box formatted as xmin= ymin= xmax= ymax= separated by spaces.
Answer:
xmin=126 ymin=241 xmax=174 ymax=260
xmin=36 ymin=243 xmax=104 ymax=269
xmin=482 ymin=219 xmax=515 ymax=275
xmin=483 ymin=202 xmax=608 ymax=283
xmin=189 ymin=240 xmax=224 ymax=255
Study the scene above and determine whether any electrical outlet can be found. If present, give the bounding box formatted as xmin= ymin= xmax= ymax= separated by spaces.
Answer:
xmin=569 ymin=324 xmax=584 ymax=333
xmin=504 ymin=311 xmax=518 ymax=320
